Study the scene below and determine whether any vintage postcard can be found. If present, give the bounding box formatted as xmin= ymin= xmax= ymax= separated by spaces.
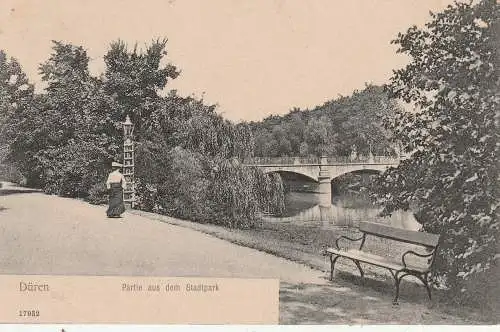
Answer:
xmin=0 ymin=0 xmax=498 ymax=327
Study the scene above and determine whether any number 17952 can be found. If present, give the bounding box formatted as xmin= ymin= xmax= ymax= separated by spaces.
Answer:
xmin=19 ymin=310 xmax=39 ymax=317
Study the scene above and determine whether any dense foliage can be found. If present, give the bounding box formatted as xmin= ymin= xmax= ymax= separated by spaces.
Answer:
xmin=0 ymin=40 xmax=284 ymax=228
xmin=0 ymin=51 xmax=35 ymax=183
xmin=3 ymin=42 xmax=123 ymax=195
xmin=372 ymin=0 xmax=499 ymax=300
xmin=248 ymin=84 xmax=400 ymax=157
xmin=134 ymin=94 xmax=284 ymax=227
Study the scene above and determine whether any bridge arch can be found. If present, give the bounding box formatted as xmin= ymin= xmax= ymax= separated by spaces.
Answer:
xmin=262 ymin=169 xmax=318 ymax=183
xmin=330 ymin=168 xmax=382 ymax=181
xmin=330 ymin=169 xmax=382 ymax=196
xmin=328 ymin=164 xmax=391 ymax=180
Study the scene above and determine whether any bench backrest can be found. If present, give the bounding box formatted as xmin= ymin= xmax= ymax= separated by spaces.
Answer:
xmin=359 ymin=221 xmax=440 ymax=248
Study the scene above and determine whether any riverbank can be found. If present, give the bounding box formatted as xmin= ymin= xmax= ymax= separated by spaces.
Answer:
xmin=129 ymin=208 xmax=497 ymax=323
xmin=130 ymin=208 xmax=420 ymax=282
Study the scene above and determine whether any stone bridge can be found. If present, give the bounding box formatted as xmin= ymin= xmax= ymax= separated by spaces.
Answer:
xmin=243 ymin=155 xmax=401 ymax=204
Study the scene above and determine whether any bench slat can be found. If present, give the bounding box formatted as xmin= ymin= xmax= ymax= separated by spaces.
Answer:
xmin=359 ymin=221 xmax=440 ymax=247
xmin=326 ymin=248 xmax=429 ymax=273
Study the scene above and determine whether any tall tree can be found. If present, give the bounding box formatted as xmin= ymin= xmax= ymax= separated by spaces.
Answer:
xmin=35 ymin=42 xmax=119 ymax=194
xmin=0 ymin=51 xmax=35 ymax=181
xmin=0 ymin=51 xmax=34 ymax=128
xmin=373 ymin=0 xmax=499 ymax=294
xmin=103 ymin=39 xmax=179 ymax=139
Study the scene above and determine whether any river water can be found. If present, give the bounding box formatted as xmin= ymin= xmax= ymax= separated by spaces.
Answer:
xmin=263 ymin=191 xmax=421 ymax=231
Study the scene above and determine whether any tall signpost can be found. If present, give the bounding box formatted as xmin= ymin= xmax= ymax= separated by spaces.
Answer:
xmin=122 ymin=115 xmax=135 ymax=209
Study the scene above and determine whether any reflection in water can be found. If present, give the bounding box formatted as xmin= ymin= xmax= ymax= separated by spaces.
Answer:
xmin=264 ymin=192 xmax=421 ymax=231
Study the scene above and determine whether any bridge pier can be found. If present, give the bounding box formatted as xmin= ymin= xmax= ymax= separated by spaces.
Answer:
xmin=318 ymin=156 xmax=332 ymax=207
xmin=247 ymin=155 xmax=400 ymax=208
xmin=319 ymin=204 xmax=334 ymax=226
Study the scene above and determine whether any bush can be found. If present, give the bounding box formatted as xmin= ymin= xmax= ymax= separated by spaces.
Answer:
xmin=87 ymin=182 xmax=109 ymax=205
xmin=0 ymin=162 xmax=23 ymax=184
xmin=372 ymin=0 xmax=499 ymax=298
xmin=135 ymin=144 xmax=285 ymax=229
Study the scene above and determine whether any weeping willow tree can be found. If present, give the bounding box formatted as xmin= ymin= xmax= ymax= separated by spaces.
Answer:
xmin=134 ymin=93 xmax=285 ymax=229
xmin=206 ymin=158 xmax=285 ymax=228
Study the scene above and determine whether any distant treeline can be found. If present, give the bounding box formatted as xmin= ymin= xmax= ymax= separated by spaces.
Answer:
xmin=246 ymin=84 xmax=400 ymax=158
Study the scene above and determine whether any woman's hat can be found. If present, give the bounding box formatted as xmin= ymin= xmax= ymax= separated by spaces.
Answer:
xmin=111 ymin=162 xmax=123 ymax=167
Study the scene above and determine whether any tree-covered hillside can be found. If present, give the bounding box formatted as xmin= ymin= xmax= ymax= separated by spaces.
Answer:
xmin=247 ymin=84 xmax=400 ymax=158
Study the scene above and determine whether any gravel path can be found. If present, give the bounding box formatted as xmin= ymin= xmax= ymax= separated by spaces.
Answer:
xmin=0 ymin=187 xmax=324 ymax=283
xmin=0 ymin=184 xmax=488 ymax=324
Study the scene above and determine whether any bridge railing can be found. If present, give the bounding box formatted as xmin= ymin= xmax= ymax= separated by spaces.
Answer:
xmin=243 ymin=157 xmax=320 ymax=165
xmin=326 ymin=156 xmax=400 ymax=164
xmin=243 ymin=155 xmax=400 ymax=165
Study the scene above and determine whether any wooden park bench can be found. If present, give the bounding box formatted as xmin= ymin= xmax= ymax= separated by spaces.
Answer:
xmin=324 ymin=221 xmax=441 ymax=304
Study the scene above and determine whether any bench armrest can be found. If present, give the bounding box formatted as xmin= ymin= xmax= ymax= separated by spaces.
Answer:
xmin=335 ymin=234 xmax=366 ymax=251
xmin=402 ymin=250 xmax=435 ymax=270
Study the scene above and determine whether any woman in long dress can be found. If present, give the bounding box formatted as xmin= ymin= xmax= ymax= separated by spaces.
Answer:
xmin=106 ymin=162 xmax=126 ymax=218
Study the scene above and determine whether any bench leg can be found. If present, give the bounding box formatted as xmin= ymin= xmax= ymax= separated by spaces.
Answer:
xmin=354 ymin=260 xmax=365 ymax=285
xmin=421 ymin=273 xmax=432 ymax=300
xmin=409 ymin=273 xmax=433 ymax=301
xmin=392 ymin=272 xmax=432 ymax=305
xmin=330 ymin=255 xmax=340 ymax=281
xmin=391 ymin=271 xmax=403 ymax=305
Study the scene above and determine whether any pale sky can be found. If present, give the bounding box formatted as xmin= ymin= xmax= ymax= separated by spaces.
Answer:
xmin=0 ymin=0 xmax=454 ymax=122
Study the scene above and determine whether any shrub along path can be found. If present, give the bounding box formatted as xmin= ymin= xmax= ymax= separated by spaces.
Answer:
xmin=0 ymin=183 xmax=492 ymax=324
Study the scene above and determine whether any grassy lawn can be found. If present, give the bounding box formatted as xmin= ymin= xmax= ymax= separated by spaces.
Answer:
xmin=248 ymin=219 xmax=426 ymax=281
xmin=130 ymin=208 xmax=498 ymax=324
